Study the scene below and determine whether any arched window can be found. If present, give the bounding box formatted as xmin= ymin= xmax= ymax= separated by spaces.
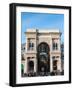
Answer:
xmin=38 ymin=42 xmax=49 ymax=53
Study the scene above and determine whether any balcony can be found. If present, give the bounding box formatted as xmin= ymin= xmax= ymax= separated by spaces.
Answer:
xmin=50 ymin=50 xmax=61 ymax=54
xmin=26 ymin=48 xmax=37 ymax=54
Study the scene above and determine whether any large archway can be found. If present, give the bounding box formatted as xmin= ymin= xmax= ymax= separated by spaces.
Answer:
xmin=37 ymin=42 xmax=50 ymax=75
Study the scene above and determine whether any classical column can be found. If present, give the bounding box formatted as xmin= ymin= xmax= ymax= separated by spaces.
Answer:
xmin=34 ymin=39 xmax=37 ymax=51
xmin=26 ymin=37 xmax=28 ymax=52
xmin=57 ymin=56 xmax=62 ymax=72
xmin=50 ymin=38 xmax=52 ymax=51
xmin=26 ymin=38 xmax=27 ymax=52
xmin=35 ymin=31 xmax=38 ymax=52
xmin=24 ymin=57 xmax=28 ymax=73
xmin=34 ymin=57 xmax=37 ymax=73
xmin=58 ymin=38 xmax=61 ymax=51
xmin=50 ymin=36 xmax=53 ymax=72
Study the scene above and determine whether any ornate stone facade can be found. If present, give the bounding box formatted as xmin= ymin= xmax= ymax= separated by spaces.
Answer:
xmin=21 ymin=29 xmax=62 ymax=76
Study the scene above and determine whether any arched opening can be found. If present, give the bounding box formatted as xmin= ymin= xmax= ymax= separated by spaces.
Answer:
xmin=53 ymin=60 xmax=57 ymax=71
xmin=28 ymin=61 xmax=34 ymax=73
xmin=37 ymin=42 xmax=50 ymax=75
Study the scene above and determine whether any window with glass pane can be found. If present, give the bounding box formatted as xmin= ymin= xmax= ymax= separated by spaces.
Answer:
xmin=52 ymin=42 xmax=58 ymax=50
xmin=56 ymin=43 xmax=58 ymax=50
xmin=28 ymin=42 xmax=34 ymax=50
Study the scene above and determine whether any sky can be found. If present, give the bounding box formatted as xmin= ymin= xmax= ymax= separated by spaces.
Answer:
xmin=21 ymin=12 xmax=64 ymax=44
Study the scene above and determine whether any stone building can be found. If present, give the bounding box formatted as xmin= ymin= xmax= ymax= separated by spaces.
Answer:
xmin=21 ymin=29 xmax=62 ymax=76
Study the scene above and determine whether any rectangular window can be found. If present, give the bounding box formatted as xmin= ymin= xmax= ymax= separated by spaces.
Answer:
xmin=52 ymin=43 xmax=58 ymax=50
xmin=53 ymin=43 xmax=55 ymax=50
xmin=28 ymin=42 xmax=34 ymax=50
